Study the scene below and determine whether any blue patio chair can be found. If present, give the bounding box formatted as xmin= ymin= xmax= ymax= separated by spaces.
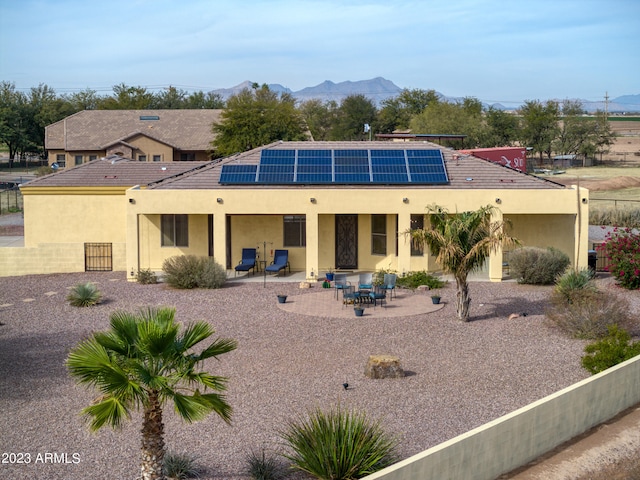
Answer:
xmin=265 ymin=249 xmax=290 ymax=276
xmin=358 ymin=273 xmax=373 ymax=291
xmin=368 ymin=285 xmax=387 ymax=308
xmin=333 ymin=273 xmax=351 ymax=300
xmin=234 ymin=248 xmax=256 ymax=276
xmin=341 ymin=285 xmax=359 ymax=307
xmin=380 ymin=273 xmax=397 ymax=300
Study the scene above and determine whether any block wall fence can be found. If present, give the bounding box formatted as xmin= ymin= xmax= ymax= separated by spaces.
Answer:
xmin=365 ymin=355 xmax=640 ymax=480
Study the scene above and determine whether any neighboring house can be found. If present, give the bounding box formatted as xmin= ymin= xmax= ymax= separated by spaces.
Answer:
xmin=3 ymin=141 xmax=589 ymax=279
xmin=45 ymin=109 xmax=223 ymax=168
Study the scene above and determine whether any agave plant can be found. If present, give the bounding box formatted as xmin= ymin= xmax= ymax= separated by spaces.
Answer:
xmin=66 ymin=282 xmax=102 ymax=307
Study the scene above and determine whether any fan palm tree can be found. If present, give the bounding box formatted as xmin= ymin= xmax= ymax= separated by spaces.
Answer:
xmin=66 ymin=307 xmax=237 ymax=480
xmin=409 ymin=204 xmax=519 ymax=321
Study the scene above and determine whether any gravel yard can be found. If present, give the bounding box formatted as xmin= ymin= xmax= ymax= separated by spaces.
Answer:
xmin=0 ymin=272 xmax=634 ymax=480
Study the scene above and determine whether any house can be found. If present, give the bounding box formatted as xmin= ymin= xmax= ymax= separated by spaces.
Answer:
xmin=45 ymin=109 xmax=223 ymax=168
xmin=3 ymin=141 xmax=588 ymax=279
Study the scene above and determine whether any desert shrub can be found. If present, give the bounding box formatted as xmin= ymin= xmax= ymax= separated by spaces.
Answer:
xmin=581 ymin=325 xmax=640 ymax=375
xmin=508 ymin=247 xmax=571 ymax=285
xmin=280 ymin=405 xmax=397 ymax=480
xmin=245 ymin=448 xmax=285 ymax=480
xmin=136 ymin=268 xmax=157 ymax=285
xmin=373 ymin=268 xmax=396 ymax=286
xmin=67 ymin=282 xmax=102 ymax=307
xmin=554 ymin=268 xmax=596 ymax=302
xmin=162 ymin=255 xmax=226 ymax=289
xmin=396 ymin=270 xmax=446 ymax=290
xmin=597 ymin=227 xmax=640 ymax=289
xmin=163 ymin=451 xmax=201 ymax=479
xmin=589 ymin=206 xmax=640 ymax=228
xmin=546 ymin=289 xmax=635 ymax=339
xmin=34 ymin=166 xmax=53 ymax=177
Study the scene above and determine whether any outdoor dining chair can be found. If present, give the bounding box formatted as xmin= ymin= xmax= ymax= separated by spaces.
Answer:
xmin=380 ymin=273 xmax=397 ymax=300
xmin=333 ymin=273 xmax=350 ymax=300
xmin=234 ymin=248 xmax=257 ymax=276
xmin=341 ymin=285 xmax=359 ymax=307
xmin=358 ymin=273 xmax=373 ymax=291
xmin=368 ymin=285 xmax=387 ymax=308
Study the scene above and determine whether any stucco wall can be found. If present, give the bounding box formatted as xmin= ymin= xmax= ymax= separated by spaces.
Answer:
xmin=128 ymin=135 xmax=174 ymax=162
xmin=364 ymin=355 xmax=640 ymax=480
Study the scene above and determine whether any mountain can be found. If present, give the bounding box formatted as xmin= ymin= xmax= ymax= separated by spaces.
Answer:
xmin=210 ymin=79 xmax=640 ymax=112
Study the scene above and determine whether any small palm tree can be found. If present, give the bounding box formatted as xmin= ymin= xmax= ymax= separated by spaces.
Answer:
xmin=66 ymin=307 xmax=237 ymax=480
xmin=408 ymin=204 xmax=519 ymax=321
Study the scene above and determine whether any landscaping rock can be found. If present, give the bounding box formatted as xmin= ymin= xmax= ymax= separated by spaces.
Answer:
xmin=365 ymin=354 xmax=404 ymax=379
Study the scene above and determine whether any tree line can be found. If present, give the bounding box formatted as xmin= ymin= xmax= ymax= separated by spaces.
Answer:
xmin=1 ymin=80 xmax=614 ymax=167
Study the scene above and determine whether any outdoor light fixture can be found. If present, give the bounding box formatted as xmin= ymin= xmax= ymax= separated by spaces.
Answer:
xmin=402 ymin=197 xmax=409 ymax=203
xmin=582 ymin=198 xmax=588 ymax=204
xmin=495 ymin=198 xmax=501 ymax=204
xmin=310 ymin=197 xmax=316 ymax=203
xmin=129 ymin=198 xmax=135 ymax=204
xmin=216 ymin=198 xmax=223 ymax=203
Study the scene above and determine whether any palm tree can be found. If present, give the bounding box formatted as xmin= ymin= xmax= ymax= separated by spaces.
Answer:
xmin=66 ymin=307 xmax=237 ymax=480
xmin=409 ymin=204 xmax=519 ymax=322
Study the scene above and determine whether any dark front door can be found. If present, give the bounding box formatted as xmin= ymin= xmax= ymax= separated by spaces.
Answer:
xmin=335 ymin=215 xmax=358 ymax=269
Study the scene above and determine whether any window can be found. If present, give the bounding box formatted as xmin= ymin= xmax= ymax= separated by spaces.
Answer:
xmin=283 ymin=215 xmax=306 ymax=247
xmin=138 ymin=155 xmax=147 ymax=162
xmin=180 ymin=153 xmax=196 ymax=161
xmin=410 ymin=214 xmax=425 ymax=256
xmin=89 ymin=155 xmax=97 ymax=161
xmin=56 ymin=154 xmax=66 ymax=168
xmin=161 ymin=214 xmax=188 ymax=247
xmin=75 ymin=155 xmax=83 ymax=165
xmin=371 ymin=214 xmax=386 ymax=255
xmin=152 ymin=155 xmax=162 ymax=162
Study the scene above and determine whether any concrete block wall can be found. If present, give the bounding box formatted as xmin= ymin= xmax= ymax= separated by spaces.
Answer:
xmin=365 ymin=355 xmax=640 ymax=480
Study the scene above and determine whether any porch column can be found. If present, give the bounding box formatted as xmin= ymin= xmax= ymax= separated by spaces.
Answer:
xmin=489 ymin=208 xmax=504 ymax=282
xmin=397 ymin=211 xmax=412 ymax=276
xmin=213 ymin=213 xmax=226 ymax=269
xmin=306 ymin=212 xmax=319 ymax=281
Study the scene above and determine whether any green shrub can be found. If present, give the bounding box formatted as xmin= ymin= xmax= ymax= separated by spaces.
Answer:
xmin=554 ymin=268 xmax=596 ymax=302
xmin=280 ymin=405 xmax=397 ymax=480
xmin=66 ymin=282 xmax=102 ymax=307
xmin=581 ymin=325 xmax=640 ymax=374
xmin=373 ymin=267 xmax=396 ymax=286
xmin=162 ymin=255 xmax=226 ymax=289
xmin=34 ymin=166 xmax=53 ymax=177
xmin=545 ymin=289 xmax=635 ymax=339
xmin=163 ymin=451 xmax=201 ymax=479
xmin=136 ymin=268 xmax=157 ymax=285
xmin=245 ymin=448 xmax=285 ymax=480
xmin=509 ymin=247 xmax=571 ymax=285
xmin=396 ymin=270 xmax=446 ymax=290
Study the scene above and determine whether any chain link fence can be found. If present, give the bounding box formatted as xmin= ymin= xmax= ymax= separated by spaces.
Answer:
xmin=0 ymin=188 xmax=23 ymax=214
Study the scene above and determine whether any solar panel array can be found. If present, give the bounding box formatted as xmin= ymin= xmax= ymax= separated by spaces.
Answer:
xmin=219 ymin=149 xmax=448 ymax=185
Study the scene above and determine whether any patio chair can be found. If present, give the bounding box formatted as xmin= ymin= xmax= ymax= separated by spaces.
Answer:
xmin=265 ymin=249 xmax=290 ymax=276
xmin=358 ymin=273 xmax=373 ymax=292
xmin=368 ymin=285 xmax=387 ymax=308
xmin=333 ymin=273 xmax=351 ymax=300
xmin=341 ymin=285 xmax=359 ymax=307
xmin=380 ymin=273 xmax=397 ymax=300
xmin=234 ymin=248 xmax=257 ymax=276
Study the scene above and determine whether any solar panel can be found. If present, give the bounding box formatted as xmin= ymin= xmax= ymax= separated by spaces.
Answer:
xmin=218 ymin=149 xmax=448 ymax=185
xmin=219 ymin=164 xmax=258 ymax=184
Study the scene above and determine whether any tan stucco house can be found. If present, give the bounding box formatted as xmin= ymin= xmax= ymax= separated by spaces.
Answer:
xmin=44 ymin=109 xmax=223 ymax=168
xmin=3 ymin=140 xmax=589 ymax=280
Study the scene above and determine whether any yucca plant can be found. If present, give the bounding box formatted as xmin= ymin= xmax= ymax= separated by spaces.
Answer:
xmin=164 ymin=451 xmax=201 ymax=479
xmin=245 ymin=448 xmax=285 ymax=480
xmin=66 ymin=282 xmax=102 ymax=307
xmin=280 ymin=405 xmax=397 ymax=480
xmin=554 ymin=268 xmax=596 ymax=302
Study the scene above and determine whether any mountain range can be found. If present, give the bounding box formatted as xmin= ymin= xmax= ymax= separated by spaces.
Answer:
xmin=210 ymin=77 xmax=640 ymax=113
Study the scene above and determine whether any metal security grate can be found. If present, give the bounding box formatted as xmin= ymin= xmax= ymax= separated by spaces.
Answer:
xmin=84 ymin=243 xmax=113 ymax=271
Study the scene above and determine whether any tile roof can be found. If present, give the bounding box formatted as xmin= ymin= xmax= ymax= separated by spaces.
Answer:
xmin=20 ymin=156 xmax=210 ymax=188
xmin=149 ymin=141 xmax=567 ymax=191
xmin=45 ymin=109 xmax=223 ymax=152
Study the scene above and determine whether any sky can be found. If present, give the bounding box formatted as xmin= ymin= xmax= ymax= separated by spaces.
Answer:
xmin=1 ymin=0 xmax=638 ymax=107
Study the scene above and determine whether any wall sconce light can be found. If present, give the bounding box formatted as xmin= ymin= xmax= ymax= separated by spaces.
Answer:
xmin=129 ymin=198 xmax=135 ymax=204
xmin=495 ymin=198 xmax=501 ymax=204
xmin=402 ymin=197 xmax=409 ymax=204
xmin=130 ymin=268 xmax=134 ymax=277
xmin=310 ymin=197 xmax=316 ymax=203
xmin=581 ymin=198 xmax=588 ymax=204
xmin=216 ymin=198 xmax=223 ymax=204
